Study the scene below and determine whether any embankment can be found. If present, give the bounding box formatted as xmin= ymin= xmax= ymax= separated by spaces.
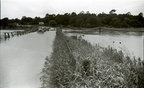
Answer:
xmin=41 ymin=28 xmax=144 ymax=88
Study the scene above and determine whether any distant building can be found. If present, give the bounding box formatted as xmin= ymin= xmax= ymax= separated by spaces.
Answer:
xmin=39 ymin=22 xmax=44 ymax=25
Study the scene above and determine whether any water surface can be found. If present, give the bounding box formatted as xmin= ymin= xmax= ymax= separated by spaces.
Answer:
xmin=0 ymin=30 xmax=24 ymax=39
xmin=65 ymin=31 xmax=144 ymax=60
xmin=0 ymin=31 xmax=55 ymax=88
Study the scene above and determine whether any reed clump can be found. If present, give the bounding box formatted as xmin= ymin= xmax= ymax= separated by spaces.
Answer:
xmin=41 ymin=28 xmax=144 ymax=88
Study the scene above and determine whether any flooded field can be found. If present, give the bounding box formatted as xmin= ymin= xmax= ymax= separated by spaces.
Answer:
xmin=0 ymin=30 xmax=24 ymax=39
xmin=0 ymin=28 xmax=144 ymax=88
xmin=0 ymin=31 xmax=55 ymax=88
xmin=65 ymin=30 xmax=144 ymax=60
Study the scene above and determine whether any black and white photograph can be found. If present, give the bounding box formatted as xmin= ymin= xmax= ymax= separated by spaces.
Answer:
xmin=0 ymin=0 xmax=144 ymax=88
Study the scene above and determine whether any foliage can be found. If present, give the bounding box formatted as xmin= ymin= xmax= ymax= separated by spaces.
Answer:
xmin=48 ymin=20 xmax=57 ymax=27
xmin=1 ymin=10 xmax=144 ymax=28
xmin=41 ymin=28 xmax=144 ymax=88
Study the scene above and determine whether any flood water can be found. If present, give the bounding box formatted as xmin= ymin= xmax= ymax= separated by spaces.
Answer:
xmin=0 ymin=30 xmax=24 ymax=39
xmin=0 ymin=29 xmax=144 ymax=88
xmin=65 ymin=31 xmax=144 ymax=60
xmin=0 ymin=31 xmax=56 ymax=88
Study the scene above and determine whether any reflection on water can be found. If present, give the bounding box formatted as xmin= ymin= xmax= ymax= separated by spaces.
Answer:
xmin=0 ymin=31 xmax=56 ymax=88
xmin=66 ymin=31 xmax=144 ymax=60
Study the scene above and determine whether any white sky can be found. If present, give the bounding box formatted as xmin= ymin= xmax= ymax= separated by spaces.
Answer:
xmin=1 ymin=0 xmax=144 ymax=19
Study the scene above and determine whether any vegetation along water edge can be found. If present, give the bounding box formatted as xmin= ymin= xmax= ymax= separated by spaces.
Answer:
xmin=41 ymin=28 xmax=144 ymax=88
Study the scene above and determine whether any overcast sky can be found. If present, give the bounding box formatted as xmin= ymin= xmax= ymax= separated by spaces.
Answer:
xmin=1 ymin=0 xmax=144 ymax=19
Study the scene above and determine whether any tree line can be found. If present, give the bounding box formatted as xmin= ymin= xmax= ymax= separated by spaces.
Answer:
xmin=1 ymin=10 xmax=144 ymax=28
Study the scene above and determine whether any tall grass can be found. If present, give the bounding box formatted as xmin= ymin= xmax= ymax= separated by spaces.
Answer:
xmin=41 ymin=28 xmax=144 ymax=88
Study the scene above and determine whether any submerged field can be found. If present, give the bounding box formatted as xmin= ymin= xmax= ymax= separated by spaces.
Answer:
xmin=41 ymin=28 xmax=144 ymax=88
xmin=63 ymin=27 xmax=144 ymax=35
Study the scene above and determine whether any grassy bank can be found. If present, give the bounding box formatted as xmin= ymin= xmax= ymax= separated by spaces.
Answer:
xmin=41 ymin=28 xmax=144 ymax=88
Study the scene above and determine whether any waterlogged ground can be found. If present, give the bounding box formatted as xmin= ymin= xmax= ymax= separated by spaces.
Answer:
xmin=42 ymin=29 xmax=144 ymax=88
xmin=83 ymin=32 xmax=144 ymax=59
xmin=64 ymin=30 xmax=144 ymax=60
xmin=0 ymin=31 xmax=55 ymax=88
xmin=0 ymin=28 xmax=144 ymax=88
xmin=0 ymin=30 xmax=24 ymax=39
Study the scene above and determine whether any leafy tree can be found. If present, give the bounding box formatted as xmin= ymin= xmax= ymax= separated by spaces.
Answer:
xmin=32 ymin=17 xmax=41 ymax=25
xmin=137 ymin=12 xmax=144 ymax=27
xmin=13 ymin=18 xmax=20 ymax=23
xmin=1 ymin=18 xmax=9 ymax=28
xmin=75 ymin=18 xmax=84 ymax=27
xmin=121 ymin=17 xmax=131 ymax=27
xmin=55 ymin=15 xmax=63 ymax=25
xmin=110 ymin=17 xmax=121 ymax=27
xmin=1 ymin=10 xmax=144 ymax=28
xmin=79 ymin=11 xmax=85 ymax=15
xmin=138 ymin=12 xmax=143 ymax=17
xmin=109 ymin=9 xmax=116 ymax=14
xmin=71 ymin=12 xmax=77 ymax=16
xmin=62 ymin=13 xmax=70 ymax=25
xmin=86 ymin=11 xmax=90 ymax=14
xmin=126 ymin=12 xmax=131 ymax=15
xmin=49 ymin=20 xmax=57 ymax=27
xmin=130 ymin=19 xmax=142 ymax=27
xmin=69 ymin=17 xmax=77 ymax=26
xmin=20 ymin=16 xmax=33 ymax=25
